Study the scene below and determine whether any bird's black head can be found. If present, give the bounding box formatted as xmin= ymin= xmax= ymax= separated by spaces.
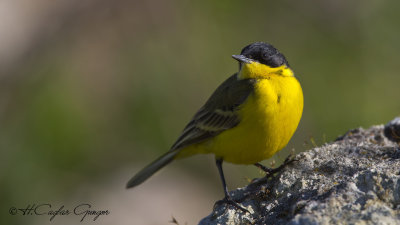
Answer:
xmin=239 ymin=42 xmax=289 ymax=68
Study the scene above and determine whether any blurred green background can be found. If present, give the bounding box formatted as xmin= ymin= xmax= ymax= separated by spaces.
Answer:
xmin=1 ymin=0 xmax=399 ymax=224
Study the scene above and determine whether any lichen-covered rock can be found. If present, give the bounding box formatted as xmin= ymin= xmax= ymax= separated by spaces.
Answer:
xmin=199 ymin=118 xmax=400 ymax=225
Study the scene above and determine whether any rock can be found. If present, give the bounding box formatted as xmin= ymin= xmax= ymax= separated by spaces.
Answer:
xmin=384 ymin=117 xmax=400 ymax=143
xmin=199 ymin=118 xmax=400 ymax=225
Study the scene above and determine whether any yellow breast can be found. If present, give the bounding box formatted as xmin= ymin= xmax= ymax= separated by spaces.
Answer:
xmin=209 ymin=63 xmax=304 ymax=164
xmin=211 ymin=75 xmax=303 ymax=164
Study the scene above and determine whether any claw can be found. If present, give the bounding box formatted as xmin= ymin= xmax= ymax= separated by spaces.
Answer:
xmin=255 ymin=154 xmax=297 ymax=176
xmin=215 ymin=196 xmax=249 ymax=213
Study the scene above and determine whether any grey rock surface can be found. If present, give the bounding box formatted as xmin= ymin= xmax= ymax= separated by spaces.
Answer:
xmin=199 ymin=118 xmax=400 ymax=225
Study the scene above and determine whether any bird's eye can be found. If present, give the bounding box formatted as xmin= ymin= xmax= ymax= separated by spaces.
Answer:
xmin=262 ymin=53 xmax=269 ymax=58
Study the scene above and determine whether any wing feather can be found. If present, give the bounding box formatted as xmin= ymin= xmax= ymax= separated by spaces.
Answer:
xmin=170 ymin=74 xmax=256 ymax=151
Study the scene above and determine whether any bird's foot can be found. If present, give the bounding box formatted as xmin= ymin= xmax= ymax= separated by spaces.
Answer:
xmin=255 ymin=154 xmax=297 ymax=176
xmin=215 ymin=196 xmax=249 ymax=213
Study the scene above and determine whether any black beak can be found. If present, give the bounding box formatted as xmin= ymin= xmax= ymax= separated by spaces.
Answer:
xmin=232 ymin=55 xmax=252 ymax=64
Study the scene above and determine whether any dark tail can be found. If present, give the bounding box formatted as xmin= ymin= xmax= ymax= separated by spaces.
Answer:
xmin=126 ymin=150 xmax=179 ymax=188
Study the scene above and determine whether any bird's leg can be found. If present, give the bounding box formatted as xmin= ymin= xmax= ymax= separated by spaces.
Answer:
xmin=215 ymin=158 xmax=249 ymax=213
xmin=254 ymin=154 xmax=296 ymax=176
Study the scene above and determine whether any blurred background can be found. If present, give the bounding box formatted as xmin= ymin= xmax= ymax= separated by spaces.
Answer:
xmin=1 ymin=0 xmax=399 ymax=224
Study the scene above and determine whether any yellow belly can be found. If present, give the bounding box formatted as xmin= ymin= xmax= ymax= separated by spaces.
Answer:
xmin=200 ymin=75 xmax=303 ymax=164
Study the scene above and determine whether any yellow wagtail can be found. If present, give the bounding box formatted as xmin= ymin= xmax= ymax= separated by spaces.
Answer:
xmin=127 ymin=42 xmax=303 ymax=210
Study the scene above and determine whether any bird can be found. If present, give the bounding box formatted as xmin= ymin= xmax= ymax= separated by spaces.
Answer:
xmin=126 ymin=42 xmax=304 ymax=211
